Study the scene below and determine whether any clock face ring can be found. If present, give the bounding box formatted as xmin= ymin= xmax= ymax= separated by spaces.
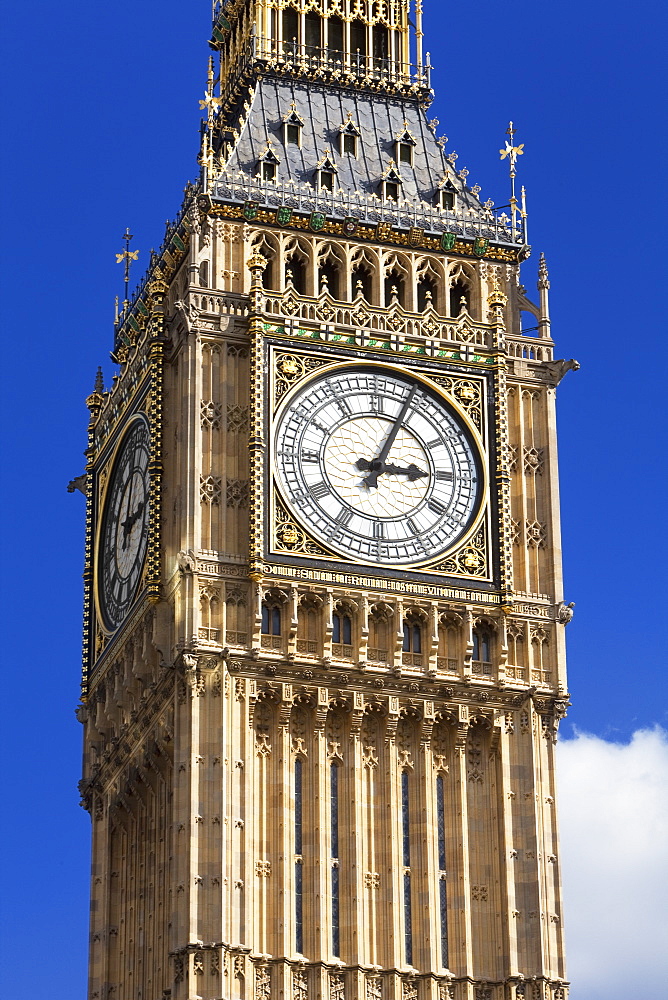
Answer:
xmin=97 ymin=415 xmax=151 ymax=631
xmin=274 ymin=365 xmax=484 ymax=567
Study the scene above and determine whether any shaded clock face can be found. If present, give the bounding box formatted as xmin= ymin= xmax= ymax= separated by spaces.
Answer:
xmin=274 ymin=366 xmax=483 ymax=565
xmin=98 ymin=417 xmax=151 ymax=630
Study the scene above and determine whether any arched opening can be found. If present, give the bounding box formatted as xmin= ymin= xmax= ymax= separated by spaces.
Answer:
xmin=305 ymin=11 xmax=321 ymax=50
xmin=283 ymin=8 xmax=299 ymax=52
xmin=327 ymin=16 xmax=344 ymax=58
xmin=261 ymin=600 xmax=282 ymax=650
xmin=318 ymin=252 xmax=342 ymax=299
xmin=417 ymin=273 xmax=438 ymax=312
xmin=351 ymin=263 xmax=373 ymax=301
xmin=438 ymin=614 xmax=461 ymax=673
xmin=198 ymin=260 xmax=209 ymax=287
xmin=368 ymin=604 xmax=392 ymax=664
xmin=472 ymin=625 xmax=492 ymax=676
xmin=332 ymin=601 xmax=355 ymax=659
xmin=373 ymin=24 xmax=389 ymax=66
xmin=297 ymin=595 xmax=322 ymax=656
xmin=450 ymin=279 xmax=470 ymax=316
xmin=286 ymin=253 xmax=307 ymax=294
xmin=385 ymin=267 xmax=406 ymax=308
xmin=402 ymin=611 xmax=424 ymax=667
xmin=350 ymin=19 xmax=367 ymax=64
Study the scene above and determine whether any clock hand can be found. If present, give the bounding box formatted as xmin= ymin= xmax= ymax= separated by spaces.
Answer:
xmin=121 ymin=501 xmax=145 ymax=549
xmin=356 ymin=459 xmax=427 ymax=482
xmin=383 ymin=463 xmax=428 ymax=481
xmin=356 ymin=385 xmax=418 ymax=489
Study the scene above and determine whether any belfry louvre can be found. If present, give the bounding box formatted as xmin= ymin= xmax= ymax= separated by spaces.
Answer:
xmin=76 ymin=3 xmax=576 ymax=1000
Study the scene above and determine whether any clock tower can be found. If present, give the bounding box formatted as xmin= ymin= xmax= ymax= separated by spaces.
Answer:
xmin=77 ymin=3 xmax=576 ymax=1000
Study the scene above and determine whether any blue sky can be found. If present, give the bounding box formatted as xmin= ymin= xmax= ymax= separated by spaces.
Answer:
xmin=0 ymin=1 xmax=666 ymax=996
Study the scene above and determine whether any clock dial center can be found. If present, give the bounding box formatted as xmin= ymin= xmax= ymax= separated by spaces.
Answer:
xmin=324 ymin=417 xmax=430 ymax=517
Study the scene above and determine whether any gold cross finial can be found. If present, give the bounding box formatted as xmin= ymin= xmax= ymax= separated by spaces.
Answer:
xmin=116 ymin=228 xmax=139 ymax=308
xmin=500 ymin=121 xmax=525 ymax=166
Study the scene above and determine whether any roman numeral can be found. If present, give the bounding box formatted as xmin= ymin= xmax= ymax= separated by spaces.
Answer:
xmin=373 ymin=521 xmax=385 ymax=539
xmin=335 ymin=508 xmax=353 ymax=526
xmin=427 ymin=437 xmax=443 ymax=449
xmin=428 ymin=499 xmax=448 ymax=517
xmin=310 ymin=482 xmax=330 ymax=500
xmin=301 ymin=450 xmax=319 ymax=463
xmin=435 ymin=470 xmax=453 ymax=481
xmin=407 ymin=518 xmax=419 ymax=536
xmin=335 ymin=398 xmax=351 ymax=417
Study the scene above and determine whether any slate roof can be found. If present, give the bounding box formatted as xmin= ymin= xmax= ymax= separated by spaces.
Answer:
xmin=220 ymin=76 xmax=481 ymax=213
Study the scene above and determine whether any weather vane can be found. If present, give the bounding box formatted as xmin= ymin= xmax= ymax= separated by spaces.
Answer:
xmin=115 ymin=228 xmax=139 ymax=309
xmin=500 ymin=122 xmax=525 ymax=241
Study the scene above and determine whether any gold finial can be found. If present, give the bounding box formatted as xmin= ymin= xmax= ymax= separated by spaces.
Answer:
xmin=499 ymin=122 xmax=525 ymax=241
xmin=115 ymin=228 xmax=139 ymax=309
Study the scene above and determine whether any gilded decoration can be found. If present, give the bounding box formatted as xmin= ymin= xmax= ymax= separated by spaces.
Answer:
xmin=274 ymin=351 xmax=331 ymax=407
xmin=433 ymin=524 xmax=489 ymax=578
xmin=274 ymin=492 xmax=331 ymax=557
xmin=429 ymin=373 xmax=484 ymax=433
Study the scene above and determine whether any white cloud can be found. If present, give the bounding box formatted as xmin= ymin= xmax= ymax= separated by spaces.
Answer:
xmin=557 ymin=727 xmax=668 ymax=999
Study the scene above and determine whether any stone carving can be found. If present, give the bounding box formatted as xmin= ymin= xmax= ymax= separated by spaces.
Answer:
xmin=556 ymin=602 xmax=575 ymax=624
xmin=364 ymin=871 xmax=380 ymax=889
xmin=200 ymin=399 xmax=222 ymax=429
xmin=227 ymin=404 xmax=249 ymax=432
xmin=193 ymin=952 xmax=204 ymax=975
xmin=523 ymin=447 xmax=544 ymax=475
xmin=200 ymin=475 xmax=222 ymax=505
xmin=293 ymin=969 xmax=309 ymax=1000
xmin=256 ymin=966 xmax=271 ymax=1000
xmin=367 ymin=977 xmax=383 ymax=1000
xmin=173 ymin=956 xmax=184 ymax=983
xmin=526 ymin=520 xmax=547 ymax=548
xmin=255 ymin=860 xmax=271 ymax=877
xmin=402 ymin=982 xmax=418 ymax=1000
xmin=472 ymin=885 xmax=488 ymax=901
xmin=177 ymin=549 xmax=196 ymax=574
xmin=330 ymin=974 xmax=345 ymax=1000
xmin=227 ymin=479 xmax=249 ymax=508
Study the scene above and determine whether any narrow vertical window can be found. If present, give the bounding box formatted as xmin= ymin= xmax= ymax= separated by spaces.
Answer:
xmin=402 ymin=770 xmax=412 ymax=965
xmin=436 ymin=775 xmax=449 ymax=968
xmin=331 ymin=764 xmax=340 ymax=957
xmin=295 ymin=757 xmax=303 ymax=953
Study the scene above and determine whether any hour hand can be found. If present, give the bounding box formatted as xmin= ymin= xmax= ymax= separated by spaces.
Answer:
xmin=383 ymin=463 xmax=428 ymax=481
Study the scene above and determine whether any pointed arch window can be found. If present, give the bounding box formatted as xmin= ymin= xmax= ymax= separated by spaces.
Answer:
xmin=472 ymin=623 xmax=493 ymax=676
xmin=297 ymin=594 xmax=322 ymax=656
xmin=402 ymin=610 xmax=425 ymax=667
xmin=261 ymin=592 xmax=284 ymax=650
xmin=332 ymin=600 xmax=355 ymax=660
xmin=368 ymin=603 xmax=393 ymax=664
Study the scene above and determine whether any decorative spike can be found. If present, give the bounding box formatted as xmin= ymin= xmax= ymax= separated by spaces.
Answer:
xmin=94 ymin=367 xmax=104 ymax=394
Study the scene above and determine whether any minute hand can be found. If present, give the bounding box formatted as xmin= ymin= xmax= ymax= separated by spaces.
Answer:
xmin=363 ymin=386 xmax=418 ymax=489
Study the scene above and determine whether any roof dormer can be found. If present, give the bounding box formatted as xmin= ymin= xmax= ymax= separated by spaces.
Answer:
xmin=339 ymin=112 xmax=361 ymax=156
xmin=379 ymin=160 xmax=403 ymax=202
xmin=257 ymin=140 xmax=280 ymax=182
xmin=282 ymin=101 xmax=305 ymax=148
xmin=436 ymin=175 xmax=457 ymax=212
xmin=315 ymin=150 xmax=338 ymax=192
xmin=395 ymin=121 xmax=417 ymax=166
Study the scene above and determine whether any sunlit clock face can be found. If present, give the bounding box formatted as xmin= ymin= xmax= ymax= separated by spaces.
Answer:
xmin=274 ymin=367 xmax=483 ymax=566
xmin=98 ymin=416 xmax=151 ymax=630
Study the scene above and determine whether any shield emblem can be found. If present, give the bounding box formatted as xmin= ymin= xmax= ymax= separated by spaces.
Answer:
xmin=376 ymin=221 xmax=392 ymax=241
xmin=244 ymin=201 xmax=260 ymax=221
xmin=343 ymin=217 xmax=358 ymax=236
xmin=276 ymin=206 xmax=293 ymax=226
xmin=309 ymin=211 xmax=326 ymax=232
xmin=441 ymin=232 xmax=456 ymax=251
xmin=473 ymin=237 xmax=489 ymax=257
xmin=409 ymin=227 xmax=424 ymax=247
xmin=197 ymin=194 xmax=213 ymax=214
